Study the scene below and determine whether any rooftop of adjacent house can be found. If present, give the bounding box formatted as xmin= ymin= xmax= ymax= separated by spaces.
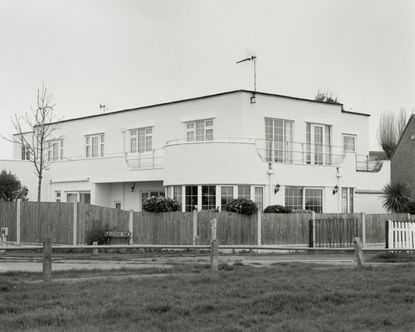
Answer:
xmin=15 ymin=90 xmax=371 ymax=133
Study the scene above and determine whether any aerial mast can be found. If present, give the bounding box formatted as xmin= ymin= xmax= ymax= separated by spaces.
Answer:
xmin=236 ymin=55 xmax=257 ymax=104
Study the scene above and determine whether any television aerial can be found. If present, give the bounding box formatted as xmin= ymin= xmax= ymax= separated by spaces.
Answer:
xmin=236 ymin=55 xmax=257 ymax=103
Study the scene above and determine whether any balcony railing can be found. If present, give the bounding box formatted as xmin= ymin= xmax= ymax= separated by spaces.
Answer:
xmin=255 ymin=140 xmax=345 ymax=166
xmin=356 ymin=154 xmax=383 ymax=172
xmin=124 ymin=149 xmax=164 ymax=170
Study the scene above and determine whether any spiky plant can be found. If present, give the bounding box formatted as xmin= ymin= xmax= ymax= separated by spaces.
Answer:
xmin=382 ymin=183 xmax=411 ymax=213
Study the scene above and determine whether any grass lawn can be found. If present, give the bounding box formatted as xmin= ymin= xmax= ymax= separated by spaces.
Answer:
xmin=1 ymin=263 xmax=415 ymax=331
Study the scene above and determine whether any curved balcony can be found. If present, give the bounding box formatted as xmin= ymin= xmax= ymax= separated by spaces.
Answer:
xmin=163 ymin=138 xmax=266 ymax=185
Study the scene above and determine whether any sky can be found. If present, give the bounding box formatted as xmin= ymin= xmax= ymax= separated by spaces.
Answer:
xmin=0 ymin=0 xmax=414 ymax=158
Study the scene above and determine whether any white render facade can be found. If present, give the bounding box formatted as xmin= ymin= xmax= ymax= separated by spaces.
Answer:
xmin=5 ymin=90 xmax=389 ymax=213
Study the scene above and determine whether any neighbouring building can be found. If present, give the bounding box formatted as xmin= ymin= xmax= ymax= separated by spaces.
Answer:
xmin=1 ymin=90 xmax=390 ymax=213
xmin=391 ymin=114 xmax=415 ymax=198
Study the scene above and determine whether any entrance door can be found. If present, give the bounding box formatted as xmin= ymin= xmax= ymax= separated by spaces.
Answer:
xmin=67 ymin=193 xmax=78 ymax=204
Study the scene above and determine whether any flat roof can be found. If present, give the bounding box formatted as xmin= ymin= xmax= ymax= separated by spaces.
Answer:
xmin=36 ymin=89 xmax=369 ymax=126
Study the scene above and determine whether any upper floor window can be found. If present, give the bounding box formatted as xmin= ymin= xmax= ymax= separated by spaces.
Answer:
xmin=47 ymin=139 xmax=63 ymax=161
xmin=130 ymin=127 xmax=152 ymax=153
xmin=186 ymin=119 xmax=213 ymax=142
xmin=265 ymin=118 xmax=293 ymax=163
xmin=85 ymin=134 xmax=104 ymax=158
xmin=343 ymin=134 xmax=356 ymax=153
xmin=21 ymin=145 xmax=30 ymax=160
xmin=306 ymin=123 xmax=331 ymax=165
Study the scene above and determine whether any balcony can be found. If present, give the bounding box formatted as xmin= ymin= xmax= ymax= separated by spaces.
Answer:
xmin=356 ymin=154 xmax=384 ymax=172
xmin=124 ymin=149 xmax=164 ymax=170
xmin=255 ymin=140 xmax=345 ymax=166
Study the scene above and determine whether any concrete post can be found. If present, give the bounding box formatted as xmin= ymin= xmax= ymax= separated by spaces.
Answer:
xmin=257 ymin=210 xmax=262 ymax=247
xmin=72 ymin=203 xmax=77 ymax=246
xmin=16 ymin=199 xmax=21 ymax=245
xmin=210 ymin=218 xmax=218 ymax=272
xmin=193 ymin=209 xmax=198 ymax=245
xmin=353 ymin=237 xmax=364 ymax=268
xmin=129 ymin=210 xmax=134 ymax=245
xmin=361 ymin=212 xmax=366 ymax=249
xmin=43 ymin=237 xmax=52 ymax=283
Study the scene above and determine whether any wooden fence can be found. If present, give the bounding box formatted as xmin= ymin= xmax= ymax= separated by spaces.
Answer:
xmin=386 ymin=219 xmax=415 ymax=249
xmin=0 ymin=201 xmax=413 ymax=247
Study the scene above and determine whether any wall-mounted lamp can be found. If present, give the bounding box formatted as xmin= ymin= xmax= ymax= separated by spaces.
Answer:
xmin=250 ymin=94 xmax=256 ymax=104
xmin=131 ymin=183 xmax=136 ymax=192
xmin=333 ymin=185 xmax=339 ymax=195
xmin=274 ymin=183 xmax=281 ymax=194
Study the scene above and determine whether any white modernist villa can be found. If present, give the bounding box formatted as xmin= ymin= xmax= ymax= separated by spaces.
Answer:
xmin=2 ymin=90 xmax=389 ymax=213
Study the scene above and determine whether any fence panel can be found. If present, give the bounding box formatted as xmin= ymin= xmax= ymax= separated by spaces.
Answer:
xmin=261 ymin=213 xmax=310 ymax=245
xmin=20 ymin=201 xmax=73 ymax=244
xmin=133 ymin=212 xmax=193 ymax=244
xmin=78 ymin=204 xmax=130 ymax=244
xmin=197 ymin=211 xmax=257 ymax=245
xmin=365 ymin=214 xmax=408 ymax=247
xmin=0 ymin=201 xmax=17 ymax=242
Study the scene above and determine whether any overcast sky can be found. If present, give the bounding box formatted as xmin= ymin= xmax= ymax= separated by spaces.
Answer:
xmin=0 ymin=0 xmax=414 ymax=158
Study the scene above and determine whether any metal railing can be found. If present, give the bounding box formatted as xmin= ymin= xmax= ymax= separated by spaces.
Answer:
xmin=255 ymin=140 xmax=345 ymax=166
xmin=124 ymin=148 xmax=164 ymax=170
xmin=356 ymin=155 xmax=383 ymax=172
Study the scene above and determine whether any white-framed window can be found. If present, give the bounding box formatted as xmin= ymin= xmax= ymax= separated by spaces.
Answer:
xmin=173 ymin=186 xmax=182 ymax=203
xmin=115 ymin=201 xmax=121 ymax=209
xmin=66 ymin=191 xmax=91 ymax=204
xmin=343 ymin=134 xmax=356 ymax=153
xmin=130 ymin=127 xmax=152 ymax=153
xmin=201 ymin=185 xmax=216 ymax=210
xmin=21 ymin=145 xmax=30 ymax=160
xmin=221 ymin=186 xmax=234 ymax=211
xmin=186 ymin=119 xmax=213 ymax=142
xmin=47 ymin=139 xmax=64 ymax=161
xmin=306 ymin=123 xmax=332 ymax=165
xmin=341 ymin=187 xmax=354 ymax=213
xmin=185 ymin=186 xmax=198 ymax=212
xmin=285 ymin=186 xmax=323 ymax=213
xmin=238 ymin=185 xmax=251 ymax=199
xmin=85 ymin=134 xmax=104 ymax=158
xmin=55 ymin=191 xmax=61 ymax=203
xmin=265 ymin=118 xmax=294 ymax=163
xmin=254 ymin=187 xmax=264 ymax=211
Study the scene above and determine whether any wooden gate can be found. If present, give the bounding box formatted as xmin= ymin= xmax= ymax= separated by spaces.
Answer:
xmin=311 ymin=217 xmax=359 ymax=248
xmin=386 ymin=220 xmax=415 ymax=249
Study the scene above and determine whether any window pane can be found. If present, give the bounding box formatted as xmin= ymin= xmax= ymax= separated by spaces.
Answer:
xmin=131 ymin=137 xmax=137 ymax=153
xmin=254 ymin=187 xmax=263 ymax=211
xmin=145 ymin=128 xmax=152 ymax=135
xmin=221 ymin=186 xmax=234 ymax=211
xmin=145 ymin=136 xmax=152 ymax=151
xmin=238 ymin=185 xmax=250 ymax=199
xmin=343 ymin=136 xmax=356 ymax=153
xmin=205 ymin=120 xmax=213 ymax=127
xmin=341 ymin=188 xmax=348 ymax=213
xmin=196 ymin=121 xmax=204 ymax=141
xmin=202 ymin=185 xmax=216 ymax=210
xmin=187 ymin=131 xmax=195 ymax=142
xmin=92 ymin=137 xmax=98 ymax=157
xmin=187 ymin=123 xmax=195 ymax=129
xmin=173 ymin=186 xmax=182 ymax=204
xmin=285 ymin=187 xmax=303 ymax=210
xmin=185 ymin=186 xmax=198 ymax=212
xmin=138 ymin=129 xmax=145 ymax=152
xmin=206 ymin=129 xmax=213 ymax=141
xmin=305 ymin=189 xmax=323 ymax=213
xmin=349 ymin=188 xmax=354 ymax=213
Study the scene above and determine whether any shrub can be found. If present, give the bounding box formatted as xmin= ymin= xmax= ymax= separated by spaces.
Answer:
xmin=263 ymin=205 xmax=292 ymax=214
xmin=382 ymin=183 xmax=411 ymax=213
xmin=143 ymin=196 xmax=181 ymax=213
xmin=85 ymin=220 xmax=108 ymax=245
xmin=225 ymin=198 xmax=258 ymax=216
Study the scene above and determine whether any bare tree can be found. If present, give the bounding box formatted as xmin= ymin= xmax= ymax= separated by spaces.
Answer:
xmin=5 ymin=85 xmax=59 ymax=201
xmin=377 ymin=109 xmax=407 ymax=159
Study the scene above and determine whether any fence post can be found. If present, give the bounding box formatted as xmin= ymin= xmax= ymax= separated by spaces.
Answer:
xmin=385 ymin=219 xmax=391 ymax=249
xmin=309 ymin=211 xmax=316 ymax=247
xmin=129 ymin=210 xmax=134 ymax=245
xmin=93 ymin=241 xmax=98 ymax=255
xmin=210 ymin=218 xmax=218 ymax=272
xmin=192 ymin=209 xmax=198 ymax=245
xmin=72 ymin=203 xmax=77 ymax=246
xmin=16 ymin=199 xmax=21 ymax=245
xmin=257 ymin=210 xmax=262 ymax=247
xmin=353 ymin=237 xmax=364 ymax=267
xmin=43 ymin=237 xmax=52 ymax=283
xmin=360 ymin=212 xmax=366 ymax=249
